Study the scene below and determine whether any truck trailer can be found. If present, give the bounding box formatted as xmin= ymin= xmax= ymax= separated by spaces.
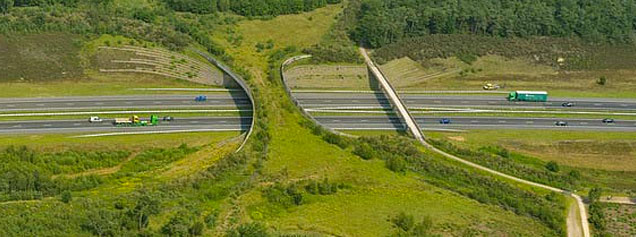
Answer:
xmin=113 ymin=115 xmax=158 ymax=127
xmin=507 ymin=91 xmax=548 ymax=102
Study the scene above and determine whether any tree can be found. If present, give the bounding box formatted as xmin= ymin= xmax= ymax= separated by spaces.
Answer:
xmin=588 ymin=187 xmax=603 ymax=203
xmin=128 ymin=191 xmax=160 ymax=230
xmin=0 ymin=0 xmax=13 ymax=14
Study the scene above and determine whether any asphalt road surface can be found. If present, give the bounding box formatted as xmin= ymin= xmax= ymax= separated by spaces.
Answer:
xmin=295 ymin=93 xmax=636 ymax=111
xmin=0 ymin=117 xmax=252 ymax=134
xmin=315 ymin=116 xmax=636 ymax=131
xmin=0 ymin=94 xmax=250 ymax=112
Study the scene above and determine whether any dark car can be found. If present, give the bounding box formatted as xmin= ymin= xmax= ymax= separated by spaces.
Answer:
xmin=555 ymin=121 xmax=568 ymax=126
xmin=439 ymin=118 xmax=452 ymax=124
xmin=195 ymin=95 xmax=207 ymax=102
xmin=562 ymin=102 xmax=574 ymax=107
xmin=163 ymin=116 xmax=174 ymax=121
xmin=602 ymin=118 xmax=615 ymax=124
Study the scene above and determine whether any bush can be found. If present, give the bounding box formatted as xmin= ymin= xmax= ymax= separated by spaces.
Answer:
xmin=353 ymin=142 xmax=375 ymax=160
xmin=227 ymin=222 xmax=270 ymax=237
xmin=597 ymin=76 xmax=607 ymax=85
xmin=389 ymin=212 xmax=434 ymax=236
xmin=60 ymin=190 xmax=72 ymax=203
xmin=263 ymin=183 xmax=303 ymax=208
xmin=545 ymin=161 xmax=560 ymax=172
xmin=385 ymin=155 xmax=407 ymax=173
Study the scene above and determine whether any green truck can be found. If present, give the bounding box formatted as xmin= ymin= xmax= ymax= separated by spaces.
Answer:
xmin=507 ymin=91 xmax=548 ymax=102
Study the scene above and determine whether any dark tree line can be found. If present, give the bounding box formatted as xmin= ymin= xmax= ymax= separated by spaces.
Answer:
xmin=352 ymin=0 xmax=636 ymax=48
xmin=162 ymin=0 xmax=341 ymax=17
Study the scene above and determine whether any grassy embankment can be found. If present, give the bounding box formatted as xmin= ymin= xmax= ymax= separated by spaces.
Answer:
xmin=0 ymin=33 xmax=227 ymax=98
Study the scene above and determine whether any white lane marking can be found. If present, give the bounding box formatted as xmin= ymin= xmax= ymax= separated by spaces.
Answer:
xmin=498 ymin=120 xmax=507 ymax=123
xmin=6 ymin=104 xmax=15 ymax=107
xmin=332 ymin=120 xmax=341 ymax=122
xmin=43 ymin=124 xmax=52 ymax=127
xmin=153 ymin=101 xmax=162 ymax=104
xmin=361 ymin=119 xmax=369 ymax=122
xmin=36 ymin=103 xmax=45 ymax=106
xmin=434 ymin=100 xmax=442 ymax=103
xmin=11 ymin=125 xmax=22 ymax=128
xmin=581 ymin=122 xmax=589 ymax=125
xmin=545 ymin=102 xmax=553 ymax=105
xmin=95 ymin=102 xmax=104 ymax=105
xmin=526 ymin=121 xmax=534 ymax=124
xmin=73 ymin=123 xmax=82 ymax=126
xmin=73 ymin=129 xmax=243 ymax=138
xmin=488 ymin=101 xmax=496 ymax=104
xmin=406 ymin=101 xmax=415 ymax=103
xmin=594 ymin=103 xmax=603 ymax=106
xmin=325 ymin=100 xmax=332 ymax=102
xmin=352 ymin=100 xmax=360 ymax=103
xmin=125 ymin=102 xmax=133 ymax=104
xmin=621 ymin=104 xmax=628 ymax=107
xmin=219 ymin=120 xmax=227 ymax=123
xmin=461 ymin=101 xmax=469 ymax=104
xmin=189 ymin=121 xmax=199 ymax=124
xmin=471 ymin=120 xmax=479 ymax=123
xmin=66 ymin=103 xmax=75 ymax=106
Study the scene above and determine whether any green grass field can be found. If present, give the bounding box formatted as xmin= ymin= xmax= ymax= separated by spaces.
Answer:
xmin=285 ymin=64 xmax=373 ymax=90
xmin=0 ymin=131 xmax=241 ymax=152
xmin=425 ymin=129 xmax=636 ymax=172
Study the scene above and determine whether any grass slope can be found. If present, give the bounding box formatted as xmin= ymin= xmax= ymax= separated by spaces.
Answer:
xmin=0 ymin=33 xmax=220 ymax=98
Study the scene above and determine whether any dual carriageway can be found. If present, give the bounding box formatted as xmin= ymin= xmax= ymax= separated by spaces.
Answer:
xmin=1 ymin=92 xmax=635 ymax=135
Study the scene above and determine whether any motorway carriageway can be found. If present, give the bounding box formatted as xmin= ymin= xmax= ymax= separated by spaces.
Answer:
xmin=294 ymin=93 xmax=636 ymax=111
xmin=3 ymin=116 xmax=634 ymax=134
xmin=315 ymin=116 xmax=636 ymax=132
xmin=0 ymin=94 xmax=250 ymax=112
xmin=0 ymin=117 xmax=252 ymax=134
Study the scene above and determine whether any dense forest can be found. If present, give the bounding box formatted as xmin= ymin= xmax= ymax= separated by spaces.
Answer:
xmin=162 ymin=0 xmax=341 ymax=16
xmin=353 ymin=0 xmax=636 ymax=48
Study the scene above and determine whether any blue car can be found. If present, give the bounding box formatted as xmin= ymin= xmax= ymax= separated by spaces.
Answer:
xmin=439 ymin=118 xmax=451 ymax=124
xmin=195 ymin=95 xmax=207 ymax=102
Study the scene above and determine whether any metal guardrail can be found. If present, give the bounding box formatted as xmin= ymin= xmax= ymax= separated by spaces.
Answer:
xmin=194 ymin=49 xmax=256 ymax=152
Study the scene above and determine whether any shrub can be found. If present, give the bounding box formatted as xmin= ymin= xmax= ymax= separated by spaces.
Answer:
xmin=385 ymin=155 xmax=407 ymax=173
xmin=545 ymin=161 xmax=560 ymax=172
xmin=597 ymin=76 xmax=607 ymax=85
xmin=353 ymin=142 xmax=375 ymax=160
xmin=226 ymin=222 xmax=270 ymax=237
xmin=60 ymin=190 xmax=72 ymax=203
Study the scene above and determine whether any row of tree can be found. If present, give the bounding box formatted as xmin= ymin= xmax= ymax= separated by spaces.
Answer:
xmin=352 ymin=0 xmax=636 ymax=48
xmin=162 ymin=0 xmax=341 ymax=16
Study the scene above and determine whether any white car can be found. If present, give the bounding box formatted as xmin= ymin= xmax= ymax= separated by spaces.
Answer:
xmin=88 ymin=116 xmax=103 ymax=123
